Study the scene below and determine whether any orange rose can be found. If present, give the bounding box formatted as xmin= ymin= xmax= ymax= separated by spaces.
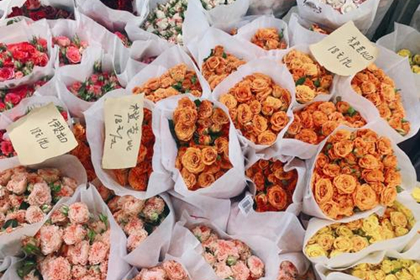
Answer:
xmin=234 ymin=81 xmax=253 ymax=103
xmin=295 ymin=129 xmax=318 ymax=144
xmin=270 ymin=111 xmax=289 ymax=132
xmin=201 ymin=147 xmax=218 ymax=166
xmin=380 ymin=185 xmax=397 ymax=206
xmin=286 ymin=115 xmax=302 ymax=136
xmin=113 ymin=169 xmax=129 ymax=186
xmin=376 ymin=137 xmax=392 ymax=155
xmin=214 ymin=137 xmax=229 ymax=157
xmin=358 ymin=155 xmax=379 ymax=170
xmin=251 ymin=77 xmax=271 ymax=93
xmin=362 ymin=169 xmax=384 ymax=183
xmin=353 ymin=184 xmax=378 ymax=211
xmin=300 ymin=111 xmax=314 ymax=129
xmin=336 ymin=101 xmax=350 ymax=114
xmin=169 ymin=64 xmax=187 ymax=81
xmin=315 ymin=153 xmax=330 ymax=169
xmin=175 ymin=123 xmax=195 ymax=142
xmin=198 ymin=100 xmax=214 ymax=120
xmin=128 ymin=169 xmax=148 ymax=191
xmin=267 ymin=185 xmax=288 ymax=210
xmin=252 ymin=171 xmax=266 ymax=191
xmin=257 ymin=130 xmax=277 ymax=145
xmin=219 ymin=94 xmax=238 ymax=110
xmin=177 ymin=97 xmax=196 ymax=109
xmin=249 ymin=100 xmax=262 ymax=115
xmin=205 ymin=56 xmax=221 ymax=71
xmin=322 ymin=163 xmax=341 ymax=178
xmin=333 ymin=174 xmax=357 ymax=194
xmin=383 ymin=155 xmax=398 ymax=168
xmin=329 ymin=130 xmax=351 ymax=143
xmin=252 ymin=115 xmax=268 ymax=134
xmin=334 ymin=194 xmax=354 ymax=217
xmin=181 ymin=148 xmax=205 ymax=174
xmin=211 ymin=108 xmax=230 ymax=126
xmin=312 ymin=111 xmax=328 ymax=127
xmin=318 ymin=102 xmax=336 ymax=115
xmin=313 ymin=178 xmax=334 ymax=205
xmin=321 ymin=121 xmax=339 ymax=137
xmin=255 ymin=193 xmax=268 ymax=212
xmin=173 ymin=107 xmax=198 ymax=126
xmin=296 ymin=85 xmax=316 ymax=104
xmin=197 ymin=172 xmax=216 ymax=188
xmin=237 ymin=104 xmax=253 ymax=125
xmin=384 ymin=169 xmax=402 ymax=185
xmin=333 ymin=140 xmax=354 ymax=158
xmin=181 ymin=168 xmax=197 ymax=190
xmin=320 ymin=201 xmax=340 ymax=219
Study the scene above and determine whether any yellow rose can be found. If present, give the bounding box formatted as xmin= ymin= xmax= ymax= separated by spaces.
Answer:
xmin=352 ymin=269 xmax=367 ymax=279
xmin=330 ymin=250 xmax=343 ymax=258
xmin=362 ymin=215 xmax=380 ymax=234
xmin=401 ymin=260 xmax=414 ymax=268
xmin=396 ymin=268 xmax=415 ymax=280
xmin=365 ymin=271 xmax=377 ymax=280
xmin=305 ymin=244 xmax=327 ymax=258
xmin=382 ymin=219 xmax=393 ymax=231
xmin=374 ymin=270 xmax=386 ymax=280
xmin=409 ymin=263 xmax=420 ymax=279
xmin=384 ymin=275 xmax=398 ymax=280
xmin=347 ymin=219 xmax=363 ymax=231
xmin=351 ymin=236 xmax=369 ymax=252
xmin=336 ymin=226 xmax=354 ymax=237
xmin=392 ymin=260 xmax=403 ymax=271
xmin=411 ymin=187 xmax=420 ymax=203
xmin=395 ymin=226 xmax=409 ymax=237
xmin=316 ymin=233 xmax=335 ymax=251
xmin=381 ymin=228 xmax=395 ymax=240
xmin=391 ymin=212 xmax=408 ymax=228
xmin=381 ymin=259 xmax=394 ymax=274
xmin=333 ymin=236 xmax=352 ymax=253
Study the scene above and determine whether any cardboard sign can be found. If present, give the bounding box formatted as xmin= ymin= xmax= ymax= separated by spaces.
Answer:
xmin=309 ymin=21 xmax=379 ymax=76
xmin=7 ymin=103 xmax=77 ymax=165
xmin=102 ymin=94 xmax=144 ymax=169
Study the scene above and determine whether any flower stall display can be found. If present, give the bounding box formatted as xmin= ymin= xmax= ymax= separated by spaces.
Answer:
xmin=53 ymin=35 xmax=88 ymax=66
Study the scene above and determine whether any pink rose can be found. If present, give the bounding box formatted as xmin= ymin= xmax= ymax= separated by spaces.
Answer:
xmin=71 ymin=265 xmax=87 ymax=279
xmin=80 ymin=41 xmax=89 ymax=49
xmin=4 ymin=93 xmax=22 ymax=106
xmin=39 ymin=225 xmax=63 ymax=255
xmin=123 ymin=217 xmax=144 ymax=236
xmin=162 ymin=260 xmax=188 ymax=280
xmin=88 ymin=241 xmax=109 ymax=265
xmin=50 ymin=209 xmax=68 ymax=224
xmin=89 ymin=84 xmax=102 ymax=97
xmin=55 ymin=184 xmax=74 ymax=198
xmin=138 ymin=267 xmax=166 ymax=280
xmin=90 ymin=74 xmax=99 ymax=83
xmin=6 ymin=173 xmax=27 ymax=195
xmin=68 ymin=240 xmax=90 ymax=265
xmin=1 ymin=140 xmax=15 ymax=156
xmin=233 ymin=240 xmax=251 ymax=260
xmin=0 ymin=102 xmax=6 ymax=112
xmin=25 ymin=206 xmax=45 ymax=224
xmin=214 ymin=240 xmax=239 ymax=262
xmin=203 ymin=252 xmax=216 ymax=266
xmin=37 ymin=168 xmax=60 ymax=183
xmin=28 ymin=182 xmax=52 ymax=206
xmin=121 ymin=196 xmax=145 ymax=216
xmin=247 ymin=256 xmax=265 ymax=278
xmin=53 ymin=36 xmax=71 ymax=47
xmin=6 ymin=209 xmax=25 ymax=223
xmin=25 ymin=0 xmax=42 ymax=10
xmin=70 ymin=81 xmax=82 ymax=93
xmin=9 ymin=194 xmax=23 ymax=208
xmin=63 ymin=223 xmax=87 ymax=245
xmin=141 ymin=196 xmax=165 ymax=221
xmin=68 ymin=202 xmax=89 ymax=224
xmin=0 ymin=68 xmax=15 ymax=81
xmin=65 ymin=46 xmax=82 ymax=64
xmin=35 ymin=52 xmax=49 ymax=67
xmin=127 ymin=229 xmax=148 ymax=252
xmin=44 ymin=256 xmax=71 ymax=280
xmin=214 ymin=263 xmax=233 ymax=279
xmin=14 ymin=71 xmax=24 ymax=79
xmin=191 ymin=225 xmax=212 ymax=242
xmin=231 ymin=261 xmax=250 ymax=280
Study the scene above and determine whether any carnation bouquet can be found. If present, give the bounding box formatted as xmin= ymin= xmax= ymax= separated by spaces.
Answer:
xmin=304 ymin=193 xmax=420 ymax=268
xmin=234 ymin=15 xmax=289 ymax=52
xmin=85 ymin=89 xmax=173 ymax=199
xmin=213 ymin=59 xmax=295 ymax=151
xmin=122 ymin=257 xmax=192 ymax=280
xmin=16 ymin=185 xmax=130 ymax=280
xmin=303 ymin=124 xmax=417 ymax=221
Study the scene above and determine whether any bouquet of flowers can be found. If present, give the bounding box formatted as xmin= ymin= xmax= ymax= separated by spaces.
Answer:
xmin=282 ymin=49 xmax=333 ymax=104
xmin=316 ymin=0 xmax=368 ymax=14
xmin=0 ymin=166 xmax=78 ymax=234
xmin=246 ymin=158 xmax=298 ymax=212
xmin=126 ymin=260 xmax=190 ymax=280
xmin=277 ymin=261 xmax=315 ymax=280
xmin=170 ymin=97 xmax=232 ymax=190
xmin=115 ymin=31 xmax=133 ymax=48
xmin=100 ymin=0 xmax=135 ymax=13
xmin=53 ymin=35 xmax=88 ymax=66
xmin=219 ymin=73 xmax=291 ymax=146
xmin=284 ymin=100 xmax=366 ymax=145
xmin=132 ymin=63 xmax=202 ymax=102
xmin=141 ymin=0 xmax=187 ymax=45
xmin=251 ymin=28 xmax=287 ymax=50
xmin=310 ymin=24 xmax=330 ymax=35
xmin=310 ymin=128 xmax=402 ymax=220
xmin=0 ymin=38 xmax=49 ymax=82
xmin=70 ymin=123 xmax=96 ymax=182
xmin=67 ymin=62 xmax=122 ymax=102
xmin=201 ymin=45 xmax=245 ymax=90
xmin=351 ymin=64 xmax=410 ymax=136
xmin=7 ymin=0 xmax=74 ymax=20
xmin=192 ymin=225 xmax=266 ymax=280
xmin=0 ymin=130 xmax=15 ymax=159
xmin=200 ymin=0 xmax=237 ymax=10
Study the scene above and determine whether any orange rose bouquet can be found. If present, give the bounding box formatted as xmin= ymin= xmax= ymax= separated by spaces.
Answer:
xmin=213 ymin=59 xmax=295 ymax=149
xmin=234 ymin=16 xmax=289 ymax=51
xmin=127 ymin=45 xmax=208 ymax=102
xmin=281 ymin=47 xmax=334 ymax=104
xmin=156 ymin=94 xmax=245 ymax=198
xmin=85 ymin=89 xmax=172 ymax=199
xmin=304 ymin=126 xmax=416 ymax=221
xmin=303 ymin=194 xmax=420 ymax=268
xmin=280 ymin=97 xmax=368 ymax=159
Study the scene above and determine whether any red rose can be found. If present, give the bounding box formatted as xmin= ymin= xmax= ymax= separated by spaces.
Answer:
xmin=4 ymin=93 xmax=22 ymax=106
xmin=37 ymin=38 xmax=48 ymax=50
xmin=28 ymin=10 xmax=47 ymax=21
xmin=11 ymin=85 xmax=31 ymax=99
xmin=34 ymin=53 xmax=49 ymax=67
xmin=0 ymin=68 xmax=15 ymax=81
xmin=7 ymin=7 xmax=24 ymax=17
xmin=0 ymin=130 xmax=4 ymax=140
xmin=65 ymin=46 xmax=81 ymax=64
xmin=61 ymin=111 xmax=68 ymax=121
xmin=0 ymin=141 xmax=14 ymax=157
xmin=0 ymin=102 xmax=6 ymax=112
xmin=12 ymin=50 xmax=29 ymax=62
xmin=25 ymin=0 xmax=42 ymax=10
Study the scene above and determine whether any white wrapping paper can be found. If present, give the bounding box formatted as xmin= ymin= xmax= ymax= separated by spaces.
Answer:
xmin=84 ymin=88 xmax=173 ymax=200
xmin=338 ymin=45 xmax=420 ymax=144
xmin=288 ymin=13 xmax=328 ymax=46
xmin=376 ymin=23 xmax=420 ymax=99
xmin=155 ymin=94 xmax=246 ymax=199
xmin=278 ymin=252 xmax=313 ymax=277
xmin=304 ymin=192 xmax=420 ymax=269
xmin=302 ymin=122 xmax=417 ymax=221
xmin=189 ymin=0 xmax=249 ymax=27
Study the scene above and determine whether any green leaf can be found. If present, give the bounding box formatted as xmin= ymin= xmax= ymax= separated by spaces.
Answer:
xmin=99 ymin=213 xmax=108 ymax=230
xmin=17 ymin=259 xmax=37 ymax=278
xmin=22 ymin=243 xmax=41 ymax=256
xmin=295 ymin=76 xmax=306 ymax=86
xmin=394 ymin=88 xmax=401 ymax=93
xmin=314 ymin=79 xmax=320 ymax=87
xmin=325 ymin=143 xmax=333 ymax=152
xmin=203 ymin=49 xmax=214 ymax=62
xmin=222 ymin=52 xmax=227 ymax=59
xmin=402 ymin=119 xmax=409 ymax=123
xmin=49 ymin=182 xmax=61 ymax=193
xmin=88 ymin=229 xmax=96 ymax=244
xmin=396 ymin=185 xmax=403 ymax=193
xmin=171 ymin=81 xmax=183 ymax=92
xmin=191 ymin=75 xmax=197 ymax=84
xmin=347 ymin=106 xmax=357 ymax=117
xmin=19 ymin=201 xmax=30 ymax=210
xmin=60 ymin=205 xmax=69 ymax=216
xmin=194 ymin=99 xmax=202 ymax=107
xmin=2 ymin=219 xmax=18 ymax=229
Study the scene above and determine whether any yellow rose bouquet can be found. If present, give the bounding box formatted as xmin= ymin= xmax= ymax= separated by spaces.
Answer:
xmin=304 ymin=194 xmax=420 ymax=268
xmin=213 ymin=59 xmax=295 ymax=150
xmin=303 ymin=126 xmax=417 ymax=221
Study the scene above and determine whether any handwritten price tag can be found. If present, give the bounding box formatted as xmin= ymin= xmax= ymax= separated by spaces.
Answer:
xmin=102 ymin=94 xmax=144 ymax=169
xmin=7 ymin=103 xmax=77 ymax=165
xmin=309 ymin=21 xmax=379 ymax=76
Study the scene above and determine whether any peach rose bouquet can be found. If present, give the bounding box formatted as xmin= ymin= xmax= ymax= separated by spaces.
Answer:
xmin=16 ymin=185 xmax=130 ymax=280
xmin=213 ymin=59 xmax=295 ymax=151
xmin=304 ymin=193 xmax=420 ymax=268
xmin=122 ymin=259 xmax=191 ymax=280
xmin=303 ymin=125 xmax=416 ymax=221
xmin=85 ymin=89 xmax=172 ymax=199
xmin=156 ymin=94 xmax=245 ymax=198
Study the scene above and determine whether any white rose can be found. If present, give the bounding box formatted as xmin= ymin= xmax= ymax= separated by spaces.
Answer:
xmin=341 ymin=2 xmax=357 ymax=13
xmin=156 ymin=19 xmax=169 ymax=30
xmin=156 ymin=10 xmax=166 ymax=19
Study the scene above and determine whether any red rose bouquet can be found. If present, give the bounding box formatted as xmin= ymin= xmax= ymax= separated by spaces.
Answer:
xmin=7 ymin=0 xmax=74 ymax=20
xmin=53 ymin=35 xmax=88 ymax=66
xmin=0 ymin=130 xmax=15 ymax=159
xmin=100 ymin=0 xmax=135 ymax=13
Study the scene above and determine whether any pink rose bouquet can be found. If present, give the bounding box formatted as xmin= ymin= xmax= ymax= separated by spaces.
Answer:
xmin=53 ymin=35 xmax=88 ymax=66
xmin=101 ymin=188 xmax=169 ymax=253
xmin=128 ymin=260 xmax=190 ymax=280
xmin=191 ymin=225 xmax=266 ymax=280
xmin=0 ymin=76 xmax=50 ymax=112
xmin=277 ymin=261 xmax=315 ymax=280
xmin=0 ymin=166 xmax=78 ymax=234
xmin=0 ymin=37 xmax=49 ymax=82
xmin=67 ymin=62 xmax=122 ymax=102
xmin=18 ymin=201 xmax=110 ymax=280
